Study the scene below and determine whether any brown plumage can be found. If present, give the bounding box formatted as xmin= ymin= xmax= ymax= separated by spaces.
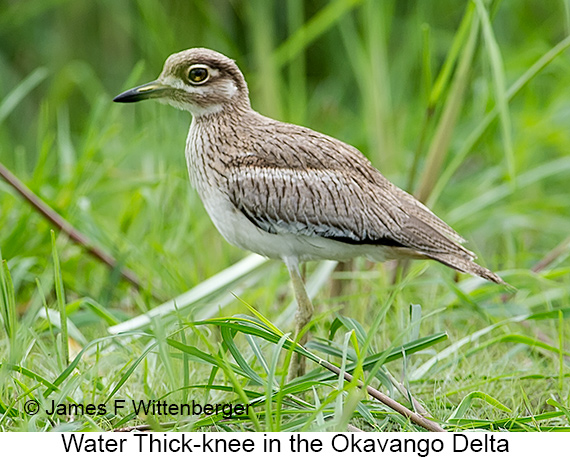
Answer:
xmin=224 ymin=118 xmax=503 ymax=284
xmin=114 ymin=48 xmax=505 ymax=376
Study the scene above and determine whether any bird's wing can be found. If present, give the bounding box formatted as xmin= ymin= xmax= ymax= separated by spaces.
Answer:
xmin=225 ymin=119 xmax=505 ymax=284
xmin=231 ymin=118 xmax=467 ymax=244
xmin=227 ymin=157 xmax=470 ymax=258
xmin=229 ymin=164 xmax=400 ymax=246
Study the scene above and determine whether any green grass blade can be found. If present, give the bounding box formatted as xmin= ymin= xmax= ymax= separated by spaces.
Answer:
xmin=166 ymin=338 xmax=251 ymax=380
xmin=429 ymin=2 xmax=475 ymax=107
xmin=220 ymin=326 xmax=264 ymax=385
xmin=51 ymin=230 xmax=68 ymax=366
xmin=0 ymin=252 xmax=17 ymax=359
xmin=546 ymin=398 xmax=570 ymax=422
xmin=475 ymin=0 xmax=515 ymax=184
xmin=448 ymin=156 xmax=570 ymax=222
xmin=0 ymin=67 xmax=48 ymax=126
xmin=306 ymin=332 xmax=448 ymax=381
xmin=330 ymin=315 xmax=368 ymax=348
xmin=0 ymin=363 xmax=59 ymax=392
xmin=449 ymin=391 xmax=512 ymax=420
xmin=108 ymin=254 xmax=268 ymax=334
xmin=45 ymin=334 xmax=138 ymax=397
xmin=273 ymin=0 xmax=363 ymax=68
xmin=558 ymin=310 xmax=565 ymax=392
xmin=104 ymin=340 xmax=159 ymax=403
xmin=416 ymin=11 xmax=479 ymax=202
xmin=267 ymin=333 xmax=290 ymax=432
xmin=245 ymin=334 xmax=271 ymax=376
xmin=429 ymin=34 xmax=570 ymax=206
xmin=36 ymin=307 xmax=87 ymax=346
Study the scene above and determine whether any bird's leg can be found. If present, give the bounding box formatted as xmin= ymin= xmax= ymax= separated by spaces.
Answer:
xmin=284 ymin=257 xmax=314 ymax=381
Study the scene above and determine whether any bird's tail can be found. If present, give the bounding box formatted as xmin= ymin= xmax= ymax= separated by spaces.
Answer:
xmin=428 ymin=252 xmax=507 ymax=285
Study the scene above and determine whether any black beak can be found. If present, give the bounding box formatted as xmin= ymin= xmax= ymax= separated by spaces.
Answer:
xmin=113 ymin=80 xmax=168 ymax=103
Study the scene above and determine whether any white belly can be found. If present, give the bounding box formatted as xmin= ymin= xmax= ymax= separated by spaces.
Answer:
xmin=199 ymin=186 xmax=393 ymax=263
xmin=185 ymin=122 xmax=393 ymax=263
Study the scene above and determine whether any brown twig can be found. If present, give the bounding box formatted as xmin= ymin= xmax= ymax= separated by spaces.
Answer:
xmin=347 ymin=424 xmax=364 ymax=432
xmin=114 ymin=423 xmax=155 ymax=432
xmin=112 ymin=358 xmax=444 ymax=432
xmin=514 ymin=235 xmax=570 ymax=361
xmin=532 ymin=235 xmax=570 ymax=274
xmin=318 ymin=359 xmax=445 ymax=432
xmin=501 ymin=234 xmax=570 ymax=306
xmin=385 ymin=370 xmax=434 ymax=420
xmin=0 ymin=161 xmax=162 ymax=300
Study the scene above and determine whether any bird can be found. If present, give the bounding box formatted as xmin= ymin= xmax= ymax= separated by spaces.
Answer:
xmin=114 ymin=47 xmax=505 ymax=378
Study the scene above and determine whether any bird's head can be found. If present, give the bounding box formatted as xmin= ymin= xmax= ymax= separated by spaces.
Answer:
xmin=113 ymin=48 xmax=250 ymax=116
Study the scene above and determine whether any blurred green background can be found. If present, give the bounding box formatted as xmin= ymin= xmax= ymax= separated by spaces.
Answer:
xmin=2 ymin=0 xmax=569 ymax=300
xmin=1 ymin=0 xmax=569 ymax=431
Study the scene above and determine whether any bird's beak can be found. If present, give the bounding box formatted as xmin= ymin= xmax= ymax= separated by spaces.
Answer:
xmin=113 ymin=80 xmax=169 ymax=103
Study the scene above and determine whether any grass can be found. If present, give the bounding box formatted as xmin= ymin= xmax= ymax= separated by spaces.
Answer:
xmin=0 ymin=0 xmax=569 ymax=432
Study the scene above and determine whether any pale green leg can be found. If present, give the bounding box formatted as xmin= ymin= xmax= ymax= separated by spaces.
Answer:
xmin=284 ymin=257 xmax=314 ymax=381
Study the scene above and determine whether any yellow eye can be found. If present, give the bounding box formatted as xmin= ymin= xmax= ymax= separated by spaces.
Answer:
xmin=188 ymin=65 xmax=209 ymax=84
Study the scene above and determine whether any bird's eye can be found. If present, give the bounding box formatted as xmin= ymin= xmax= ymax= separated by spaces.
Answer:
xmin=188 ymin=65 xmax=210 ymax=85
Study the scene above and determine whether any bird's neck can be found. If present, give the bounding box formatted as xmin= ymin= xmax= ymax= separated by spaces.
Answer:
xmin=190 ymin=99 xmax=252 ymax=123
xmin=185 ymin=106 xmax=253 ymax=193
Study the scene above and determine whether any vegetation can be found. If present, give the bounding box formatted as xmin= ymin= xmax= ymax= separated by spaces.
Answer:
xmin=1 ymin=0 xmax=569 ymax=431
